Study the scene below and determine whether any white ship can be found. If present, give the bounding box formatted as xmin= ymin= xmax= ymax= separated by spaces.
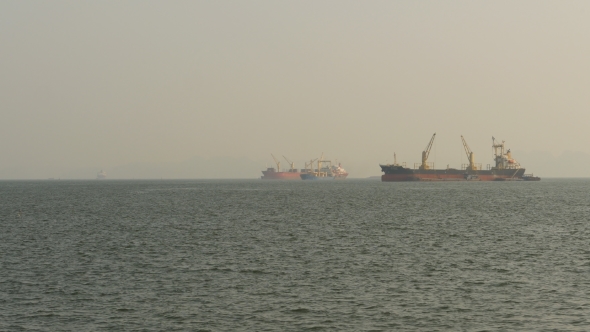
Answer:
xmin=97 ymin=170 xmax=107 ymax=179
xmin=300 ymin=153 xmax=349 ymax=180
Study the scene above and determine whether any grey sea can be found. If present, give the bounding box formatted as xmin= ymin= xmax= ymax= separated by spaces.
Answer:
xmin=1 ymin=179 xmax=590 ymax=331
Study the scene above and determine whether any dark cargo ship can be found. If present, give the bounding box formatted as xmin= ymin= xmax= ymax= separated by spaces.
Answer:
xmin=380 ymin=133 xmax=538 ymax=182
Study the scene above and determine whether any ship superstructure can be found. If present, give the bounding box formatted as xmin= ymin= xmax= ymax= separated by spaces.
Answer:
xmin=380 ymin=134 xmax=537 ymax=181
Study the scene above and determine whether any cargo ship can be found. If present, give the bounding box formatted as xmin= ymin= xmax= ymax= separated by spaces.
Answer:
xmin=380 ymin=133 xmax=539 ymax=182
xmin=300 ymin=153 xmax=348 ymax=180
xmin=261 ymin=154 xmax=302 ymax=180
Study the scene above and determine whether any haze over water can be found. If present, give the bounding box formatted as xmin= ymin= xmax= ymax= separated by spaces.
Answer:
xmin=2 ymin=179 xmax=589 ymax=330
xmin=2 ymin=1 xmax=590 ymax=179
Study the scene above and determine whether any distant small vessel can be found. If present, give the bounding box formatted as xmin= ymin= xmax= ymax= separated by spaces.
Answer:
xmin=522 ymin=174 xmax=541 ymax=181
xmin=97 ymin=170 xmax=107 ymax=179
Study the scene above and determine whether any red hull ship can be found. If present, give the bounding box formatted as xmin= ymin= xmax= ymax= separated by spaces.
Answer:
xmin=261 ymin=154 xmax=302 ymax=180
xmin=380 ymin=134 xmax=538 ymax=182
xmin=261 ymin=168 xmax=302 ymax=180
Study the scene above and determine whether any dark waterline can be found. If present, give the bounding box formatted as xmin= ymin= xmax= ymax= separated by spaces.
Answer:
xmin=1 ymin=179 xmax=589 ymax=331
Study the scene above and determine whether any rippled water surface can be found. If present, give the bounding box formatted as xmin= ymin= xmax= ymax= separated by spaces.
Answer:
xmin=1 ymin=179 xmax=590 ymax=331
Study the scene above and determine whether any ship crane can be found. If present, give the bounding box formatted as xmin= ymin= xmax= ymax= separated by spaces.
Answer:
xmin=318 ymin=152 xmax=324 ymax=175
xmin=304 ymin=158 xmax=318 ymax=173
xmin=271 ymin=154 xmax=281 ymax=172
xmin=461 ymin=135 xmax=477 ymax=171
xmin=419 ymin=133 xmax=436 ymax=170
xmin=283 ymin=155 xmax=295 ymax=172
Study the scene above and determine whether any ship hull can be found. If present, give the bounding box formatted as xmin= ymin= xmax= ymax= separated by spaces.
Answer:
xmin=261 ymin=171 xmax=302 ymax=180
xmin=300 ymin=173 xmax=331 ymax=180
xmin=300 ymin=173 xmax=348 ymax=180
xmin=380 ymin=165 xmax=526 ymax=182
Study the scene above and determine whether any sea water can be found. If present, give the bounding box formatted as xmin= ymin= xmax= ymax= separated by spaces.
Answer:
xmin=1 ymin=179 xmax=589 ymax=331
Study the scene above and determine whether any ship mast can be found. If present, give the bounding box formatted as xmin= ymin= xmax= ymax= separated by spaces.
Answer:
xmin=419 ymin=133 xmax=436 ymax=170
xmin=492 ymin=137 xmax=505 ymax=169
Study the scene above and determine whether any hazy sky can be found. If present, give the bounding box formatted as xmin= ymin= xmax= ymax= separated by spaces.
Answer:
xmin=2 ymin=1 xmax=590 ymax=178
